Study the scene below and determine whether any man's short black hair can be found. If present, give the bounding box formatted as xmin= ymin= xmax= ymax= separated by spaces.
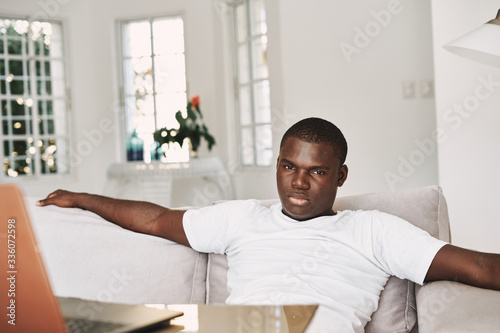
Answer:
xmin=280 ymin=117 xmax=348 ymax=165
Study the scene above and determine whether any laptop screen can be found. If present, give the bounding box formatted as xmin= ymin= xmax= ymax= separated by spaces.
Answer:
xmin=0 ymin=184 xmax=67 ymax=332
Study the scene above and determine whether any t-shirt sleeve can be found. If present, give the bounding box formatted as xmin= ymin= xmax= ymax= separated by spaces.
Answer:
xmin=370 ymin=211 xmax=447 ymax=285
xmin=183 ymin=200 xmax=257 ymax=254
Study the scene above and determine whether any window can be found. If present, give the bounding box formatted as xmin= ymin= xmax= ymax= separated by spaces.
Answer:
xmin=119 ymin=16 xmax=188 ymax=163
xmin=1 ymin=17 xmax=69 ymax=178
xmin=232 ymin=0 xmax=272 ymax=167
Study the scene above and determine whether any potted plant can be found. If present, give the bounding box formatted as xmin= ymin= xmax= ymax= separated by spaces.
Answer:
xmin=153 ymin=96 xmax=216 ymax=158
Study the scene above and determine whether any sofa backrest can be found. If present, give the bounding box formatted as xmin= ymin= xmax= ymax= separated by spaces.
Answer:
xmin=206 ymin=185 xmax=450 ymax=333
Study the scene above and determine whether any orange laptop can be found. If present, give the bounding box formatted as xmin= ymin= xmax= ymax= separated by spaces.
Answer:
xmin=0 ymin=183 xmax=183 ymax=333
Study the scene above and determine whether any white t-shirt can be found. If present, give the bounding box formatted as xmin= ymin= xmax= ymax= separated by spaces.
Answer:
xmin=183 ymin=200 xmax=447 ymax=332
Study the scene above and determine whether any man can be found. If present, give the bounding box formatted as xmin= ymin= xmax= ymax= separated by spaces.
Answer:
xmin=38 ymin=117 xmax=500 ymax=332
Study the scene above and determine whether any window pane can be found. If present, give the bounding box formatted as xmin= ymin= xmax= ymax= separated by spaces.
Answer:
xmin=51 ymin=78 xmax=66 ymax=97
xmin=250 ymin=0 xmax=267 ymax=36
xmin=155 ymin=92 xmax=187 ymax=128
xmin=154 ymin=55 xmax=186 ymax=93
xmin=36 ymin=80 xmax=44 ymax=95
xmin=40 ymin=138 xmax=58 ymax=174
xmin=10 ymin=80 xmax=25 ymax=95
xmin=13 ymin=140 xmax=29 ymax=156
xmin=135 ymin=114 xmax=156 ymax=135
xmin=34 ymin=40 xmax=43 ymax=55
xmin=46 ymin=80 xmax=53 ymax=95
xmin=47 ymin=100 xmax=54 ymax=115
xmin=238 ymin=44 xmax=249 ymax=84
xmin=152 ymin=18 xmax=184 ymax=55
xmin=38 ymin=100 xmax=44 ymax=115
xmin=12 ymin=119 xmax=32 ymax=135
xmin=239 ymin=86 xmax=252 ymax=126
xmin=251 ymin=36 xmax=268 ymax=80
xmin=9 ymin=60 xmax=24 ymax=76
xmin=46 ymin=24 xmax=64 ymax=58
xmin=13 ymin=158 xmax=33 ymax=176
xmin=7 ymin=20 xmax=29 ymax=36
xmin=12 ymin=120 xmax=25 ymax=135
xmin=122 ymin=21 xmax=151 ymax=58
xmin=48 ymin=60 xmax=64 ymax=79
xmin=3 ymin=141 xmax=9 ymax=156
xmin=36 ymin=61 xmax=42 ymax=76
xmin=52 ymin=137 xmax=68 ymax=173
xmin=124 ymin=96 xmax=138 ymax=135
xmin=39 ymin=118 xmax=45 ymax=135
xmin=31 ymin=21 xmax=54 ymax=56
xmin=47 ymin=119 xmax=54 ymax=134
xmin=123 ymin=57 xmax=153 ymax=97
xmin=11 ymin=100 xmax=25 ymax=116
xmin=241 ymin=127 xmax=254 ymax=166
xmin=136 ymin=94 xmax=155 ymax=116
xmin=52 ymin=100 xmax=67 ymax=135
xmin=7 ymin=39 xmax=25 ymax=55
xmin=255 ymin=124 xmax=272 ymax=166
xmin=236 ymin=5 xmax=248 ymax=43
xmin=253 ymin=80 xmax=271 ymax=123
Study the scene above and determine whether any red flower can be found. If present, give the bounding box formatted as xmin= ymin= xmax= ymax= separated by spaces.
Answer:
xmin=191 ymin=96 xmax=200 ymax=108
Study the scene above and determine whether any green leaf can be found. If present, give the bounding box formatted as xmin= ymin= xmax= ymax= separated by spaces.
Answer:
xmin=151 ymin=98 xmax=217 ymax=154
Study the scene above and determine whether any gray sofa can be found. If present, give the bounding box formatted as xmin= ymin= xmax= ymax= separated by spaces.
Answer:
xmin=27 ymin=185 xmax=500 ymax=332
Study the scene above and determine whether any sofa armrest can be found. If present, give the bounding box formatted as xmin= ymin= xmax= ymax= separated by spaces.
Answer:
xmin=416 ymin=281 xmax=500 ymax=332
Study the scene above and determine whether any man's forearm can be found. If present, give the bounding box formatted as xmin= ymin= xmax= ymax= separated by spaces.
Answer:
xmin=38 ymin=190 xmax=190 ymax=246
xmin=426 ymin=245 xmax=500 ymax=291
xmin=480 ymin=253 xmax=500 ymax=291
xmin=75 ymin=193 xmax=169 ymax=235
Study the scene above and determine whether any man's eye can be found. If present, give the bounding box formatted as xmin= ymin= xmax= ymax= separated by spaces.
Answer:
xmin=284 ymin=165 xmax=294 ymax=170
xmin=312 ymin=170 xmax=325 ymax=175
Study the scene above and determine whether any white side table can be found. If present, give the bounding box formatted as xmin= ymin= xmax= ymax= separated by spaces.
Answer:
xmin=105 ymin=157 xmax=233 ymax=207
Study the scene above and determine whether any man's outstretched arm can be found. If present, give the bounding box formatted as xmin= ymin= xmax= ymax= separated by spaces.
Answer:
xmin=425 ymin=244 xmax=500 ymax=291
xmin=37 ymin=190 xmax=190 ymax=247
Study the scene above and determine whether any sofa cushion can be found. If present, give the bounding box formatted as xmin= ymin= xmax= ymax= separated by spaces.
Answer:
xmin=26 ymin=199 xmax=208 ymax=305
xmin=206 ymin=186 xmax=450 ymax=333
xmin=416 ymin=281 xmax=500 ymax=332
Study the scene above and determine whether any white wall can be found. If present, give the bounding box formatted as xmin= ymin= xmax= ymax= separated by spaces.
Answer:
xmin=1 ymin=0 xmax=439 ymax=208
xmin=431 ymin=0 xmax=500 ymax=253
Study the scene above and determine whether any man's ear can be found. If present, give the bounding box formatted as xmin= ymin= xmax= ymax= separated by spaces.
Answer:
xmin=338 ymin=165 xmax=348 ymax=187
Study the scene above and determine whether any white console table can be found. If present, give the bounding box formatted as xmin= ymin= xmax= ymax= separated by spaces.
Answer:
xmin=105 ymin=157 xmax=233 ymax=208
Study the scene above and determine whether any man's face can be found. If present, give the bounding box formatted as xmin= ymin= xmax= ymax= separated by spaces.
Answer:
xmin=276 ymin=137 xmax=348 ymax=221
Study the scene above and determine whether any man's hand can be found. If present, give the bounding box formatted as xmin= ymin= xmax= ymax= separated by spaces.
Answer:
xmin=37 ymin=190 xmax=81 ymax=208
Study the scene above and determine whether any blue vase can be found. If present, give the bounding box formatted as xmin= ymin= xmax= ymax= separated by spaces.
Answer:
xmin=126 ymin=130 xmax=144 ymax=161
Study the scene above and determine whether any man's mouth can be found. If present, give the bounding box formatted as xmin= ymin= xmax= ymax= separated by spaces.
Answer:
xmin=288 ymin=195 xmax=310 ymax=206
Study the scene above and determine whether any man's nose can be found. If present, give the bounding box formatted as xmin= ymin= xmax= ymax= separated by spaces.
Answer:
xmin=291 ymin=170 xmax=310 ymax=190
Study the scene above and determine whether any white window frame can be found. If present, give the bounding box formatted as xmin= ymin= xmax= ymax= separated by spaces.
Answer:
xmin=230 ymin=0 xmax=273 ymax=168
xmin=0 ymin=16 xmax=70 ymax=179
xmin=116 ymin=14 xmax=190 ymax=164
